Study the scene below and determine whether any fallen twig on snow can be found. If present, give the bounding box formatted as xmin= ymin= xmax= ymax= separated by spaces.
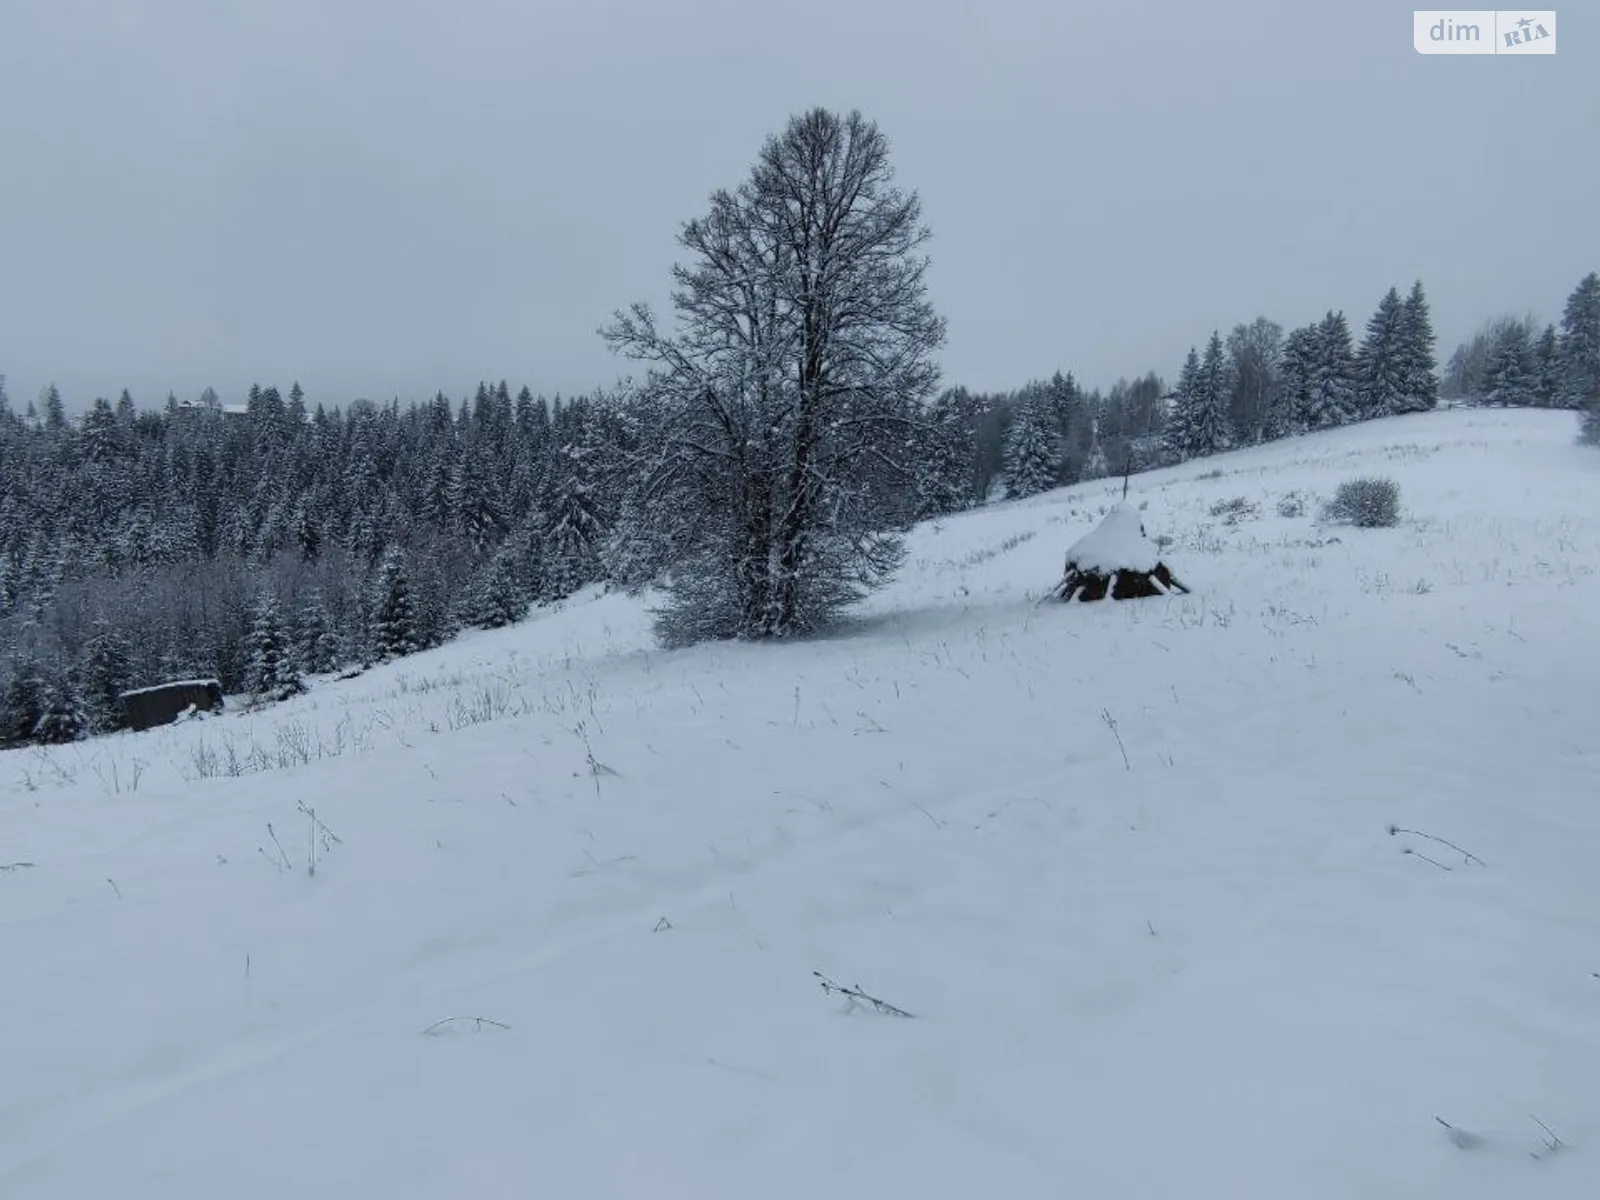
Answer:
xmin=1100 ymin=708 xmax=1130 ymax=771
xmin=421 ymin=1016 xmax=511 ymax=1036
xmin=0 ymin=861 xmax=36 ymax=873
xmin=1389 ymin=824 xmax=1485 ymax=866
xmin=1529 ymin=1114 xmax=1564 ymax=1159
xmin=1402 ymin=847 xmax=1452 ymax=871
xmin=814 ymin=971 xmax=915 ymax=1018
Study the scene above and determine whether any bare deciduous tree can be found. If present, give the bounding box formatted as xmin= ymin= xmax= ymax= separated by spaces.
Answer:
xmin=603 ymin=108 xmax=946 ymax=644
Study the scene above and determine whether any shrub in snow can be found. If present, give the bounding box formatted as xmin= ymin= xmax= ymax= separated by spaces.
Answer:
xmin=1321 ymin=476 xmax=1401 ymax=528
xmin=1276 ymin=491 xmax=1307 ymax=518
xmin=1208 ymin=496 xmax=1259 ymax=525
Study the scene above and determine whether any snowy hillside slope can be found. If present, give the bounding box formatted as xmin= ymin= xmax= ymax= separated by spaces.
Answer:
xmin=2 ymin=409 xmax=1597 ymax=1198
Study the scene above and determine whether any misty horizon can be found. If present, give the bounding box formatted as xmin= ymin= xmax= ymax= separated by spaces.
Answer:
xmin=2 ymin=0 xmax=1593 ymax=413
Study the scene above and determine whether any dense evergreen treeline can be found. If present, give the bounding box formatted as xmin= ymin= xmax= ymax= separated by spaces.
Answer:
xmin=3 ymin=259 xmax=1596 ymax=747
xmin=1441 ymin=272 xmax=1600 ymax=418
xmin=0 ymin=380 xmax=621 ymax=743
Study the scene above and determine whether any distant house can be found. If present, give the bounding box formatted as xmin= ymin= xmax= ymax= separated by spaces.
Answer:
xmin=172 ymin=400 xmax=292 ymax=419
xmin=118 ymin=679 xmax=225 ymax=731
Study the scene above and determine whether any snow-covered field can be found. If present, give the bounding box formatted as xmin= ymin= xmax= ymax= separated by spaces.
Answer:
xmin=3 ymin=409 xmax=1597 ymax=1199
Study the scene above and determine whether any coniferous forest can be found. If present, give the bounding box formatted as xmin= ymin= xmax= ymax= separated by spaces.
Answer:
xmin=2 ymin=110 xmax=1597 ymax=750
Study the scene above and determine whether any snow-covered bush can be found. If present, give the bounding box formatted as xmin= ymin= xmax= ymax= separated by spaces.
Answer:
xmin=1276 ymin=491 xmax=1307 ymax=518
xmin=1208 ymin=496 xmax=1259 ymax=525
xmin=1322 ymin=476 xmax=1401 ymax=528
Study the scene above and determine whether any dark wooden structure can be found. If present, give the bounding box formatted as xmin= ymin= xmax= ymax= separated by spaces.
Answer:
xmin=119 ymin=679 xmax=225 ymax=731
xmin=1046 ymin=500 xmax=1189 ymax=604
xmin=1049 ymin=561 xmax=1189 ymax=602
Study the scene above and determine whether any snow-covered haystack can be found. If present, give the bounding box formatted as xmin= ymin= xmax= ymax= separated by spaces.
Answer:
xmin=1047 ymin=502 xmax=1189 ymax=602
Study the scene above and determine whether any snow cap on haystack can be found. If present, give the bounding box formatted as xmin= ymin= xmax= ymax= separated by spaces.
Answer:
xmin=1048 ymin=499 xmax=1189 ymax=603
xmin=1062 ymin=502 xmax=1160 ymax=574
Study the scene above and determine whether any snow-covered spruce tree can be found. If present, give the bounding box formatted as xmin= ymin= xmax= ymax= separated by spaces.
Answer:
xmin=1399 ymin=280 xmax=1439 ymax=412
xmin=1484 ymin=321 xmax=1538 ymax=408
xmin=913 ymin=387 xmax=974 ymax=518
xmin=245 ymin=595 xmax=305 ymax=702
xmin=601 ymin=108 xmax=946 ymax=645
xmin=1355 ymin=287 xmax=1410 ymax=419
xmin=1583 ymin=394 xmax=1600 ymax=447
xmin=599 ymin=489 xmax=664 ymax=593
xmin=1555 ymin=271 xmax=1600 ymax=440
xmin=1003 ymin=387 xmax=1063 ymax=498
xmin=79 ymin=622 xmax=134 ymax=734
xmin=1274 ymin=324 xmax=1317 ymax=438
xmin=465 ymin=541 xmax=530 ymax=629
xmin=1 ymin=660 xmax=46 ymax=746
xmin=1162 ymin=347 xmax=1202 ymax=462
xmin=1186 ymin=331 xmax=1233 ymax=457
xmin=1534 ymin=325 xmax=1563 ymax=407
xmin=42 ymin=384 xmax=66 ymax=431
xmin=1441 ymin=315 xmax=1532 ymax=403
xmin=1040 ymin=371 xmax=1095 ymax=484
xmin=370 ymin=547 xmax=419 ymax=661
xmin=294 ymin=591 xmax=343 ymax=675
xmin=31 ymin=675 xmax=87 ymax=745
xmin=449 ymin=447 xmax=507 ymax=557
xmin=541 ymin=442 xmax=606 ymax=602
xmin=1307 ymin=311 xmax=1359 ymax=429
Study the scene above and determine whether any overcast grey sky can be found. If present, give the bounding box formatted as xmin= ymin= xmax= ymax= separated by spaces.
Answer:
xmin=1 ymin=0 xmax=1594 ymax=412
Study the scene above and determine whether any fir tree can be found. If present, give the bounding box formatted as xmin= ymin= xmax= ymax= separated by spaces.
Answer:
xmin=79 ymin=623 xmax=134 ymax=734
xmin=1534 ymin=324 xmax=1562 ymax=407
xmin=465 ymin=543 xmax=530 ymax=629
xmin=291 ymin=496 xmax=322 ymax=562
xmin=245 ymin=595 xmax=305 ymax=702
xmin=1275 ymin=324 xmax=1318 ymax=437
xmin=514 ymin=386 xmax=537 ymax=434
xmin=1555 ymin=272 xmax=1600 ymax=435
xmin=1 ymin=661 xmax=46 ymax=745
xmin=1186 ymin=332 xmax=1233 ymax=457
xmin=32 ymin=675 xmax=87 ymax=745
xmin=1398 ymin=281 xmax=1439 ymax=412
xmin=1162 ymin=348 xmax=1203 ymax=462
xmin=1307 ymin=311 xmax=1359 ymax=429
xmin=913 ymin=388 xmax=973 ymax=517
xmin=1003 ymin=389 xmax=1062 ymax=498
xmin=294 ymin=592 xmax=343 ymax=675
xmin=42 ymin=384 xmax=66 ymax=431
xmin=1355 ymin=287 xmax=1410 ymax=418
xmin=599 ymin=492 xmax=667 ymax=595
xmin=449 ymin=450 xmax=506 ymax=556
xmin=1046 ymin=371 xmax=1096 ymax=484
xmin=371 ymin=547 xmax=419 ymax=661
xmin=1484 ymin=322 xmax=1538 ymax=407
xmin=541 ymin=444 xmax=606 ymax=600
xmin=1583 ymin=396 xmax=1600 ymax=447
